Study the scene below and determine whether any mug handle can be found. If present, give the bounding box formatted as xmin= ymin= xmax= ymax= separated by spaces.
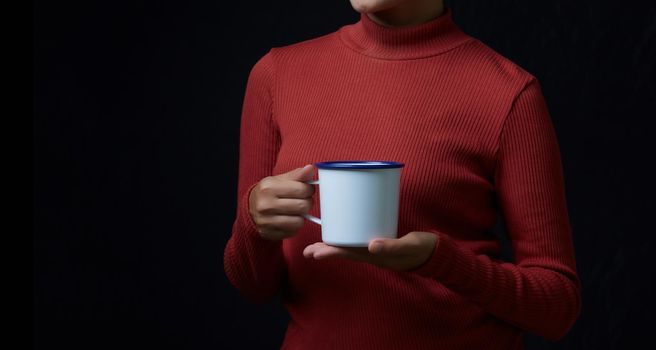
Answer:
xmin=302 ymin=179 xmax=321 ymax=225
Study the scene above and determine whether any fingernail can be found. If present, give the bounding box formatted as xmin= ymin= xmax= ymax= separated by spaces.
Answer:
xmin=370 ymin=241 xmax=383 ymax=254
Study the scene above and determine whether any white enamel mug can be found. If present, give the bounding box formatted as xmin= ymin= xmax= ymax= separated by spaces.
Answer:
xmin=302 ymin=161 xmax=405 ymax=247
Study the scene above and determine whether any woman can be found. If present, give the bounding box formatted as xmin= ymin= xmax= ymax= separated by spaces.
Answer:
xmin=224 ymin=0 xmax=581 ymax=348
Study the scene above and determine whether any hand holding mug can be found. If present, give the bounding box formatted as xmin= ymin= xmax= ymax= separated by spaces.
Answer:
xmin=248 ymin=164 xmax=316 ymax=240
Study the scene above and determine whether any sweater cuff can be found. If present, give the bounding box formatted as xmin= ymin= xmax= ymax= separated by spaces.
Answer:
xmin=409 ymin=231 xmax=477 ymax=287
xmin=237 ymin=182 xmax=260 ymax=234
xmin=409 ymin=230 xmax=455 ymax=279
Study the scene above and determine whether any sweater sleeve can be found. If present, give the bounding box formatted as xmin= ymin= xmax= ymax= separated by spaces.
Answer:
xmin=411 ymin=78 xmax=581 ymax=340
xmin=223 ymin=50 xmax=286 ymax=304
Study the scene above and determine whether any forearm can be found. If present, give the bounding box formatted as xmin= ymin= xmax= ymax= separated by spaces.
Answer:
xmin=224 ymin=182 xmax=286 ymax=303
xmin=412 ymin=233 xmax=581 ymax=340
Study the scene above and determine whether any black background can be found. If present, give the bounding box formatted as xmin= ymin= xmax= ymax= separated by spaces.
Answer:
xmin=35 ymin=0 xmax=656 ymax=349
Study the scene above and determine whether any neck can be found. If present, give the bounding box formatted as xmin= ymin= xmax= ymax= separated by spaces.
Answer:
xmin=338 ymin=7 xmax=471 ymax=60
xmin=367 ymin=0 xmax=445 ymax=27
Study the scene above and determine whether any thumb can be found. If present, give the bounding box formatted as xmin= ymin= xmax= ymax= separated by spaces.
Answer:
xmin=281 ymin=164 xmax=315 ymax=182
xmin=368 ymin=232 xmax=429 ymax=255
xmin=368 ymin=237 xmax=408 ymax=255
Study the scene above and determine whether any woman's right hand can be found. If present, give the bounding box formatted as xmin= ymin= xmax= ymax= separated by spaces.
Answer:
xmin=248 ymin=164 xmax=316 ymax=240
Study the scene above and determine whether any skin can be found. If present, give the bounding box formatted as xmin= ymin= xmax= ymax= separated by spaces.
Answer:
xmin=349 ymin=0 xmax=445 ymax=27
xmin=249 ymin=1 xmax=447 ymax=271
xmin=249 ymin=164 xmax=316 ymax=241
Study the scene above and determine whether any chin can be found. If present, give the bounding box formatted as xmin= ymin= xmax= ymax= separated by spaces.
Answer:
xmin=349 ymin=0 xmax=402 ymax=14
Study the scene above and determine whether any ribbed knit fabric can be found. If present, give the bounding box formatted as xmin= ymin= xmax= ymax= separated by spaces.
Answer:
xmin=224 ymin=8 xmax=581 ymax=350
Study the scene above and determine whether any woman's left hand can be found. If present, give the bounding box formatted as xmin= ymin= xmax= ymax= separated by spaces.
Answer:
xmin=303 ymin=231 xmax=438 ymax=271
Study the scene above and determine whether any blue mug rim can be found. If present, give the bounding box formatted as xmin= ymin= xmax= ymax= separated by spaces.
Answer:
xmin=314 ymin=160 xmax=405 ymax=169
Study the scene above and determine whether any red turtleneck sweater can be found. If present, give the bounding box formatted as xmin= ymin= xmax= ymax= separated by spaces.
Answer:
xmin=224 ymin=9 xmax=581 ymax=350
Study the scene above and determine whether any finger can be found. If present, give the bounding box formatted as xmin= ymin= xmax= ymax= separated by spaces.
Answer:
xmin=258 ymin=228 xmax=296 ymax=240
xmin=266 ymin=198 xmax=312 ymax=215
xmin=275 ymin=181 xmax=315 ymax=199
xmin=369 ymin=236 xmax=414 ymax=255
xmin=304 ymin=242 xmax=343 ymax=259
xmin=254 ymin=196 xmax=311 ymax=216
xmin=303 ymin=242 xmax=348 ymax=258
xmin=277 ymin=164 xmax=316 ymax=182
xmin=303 ymin=242 xmax=328 ymax=258
xmin=305 ymin=243 xmax=369 ymax=260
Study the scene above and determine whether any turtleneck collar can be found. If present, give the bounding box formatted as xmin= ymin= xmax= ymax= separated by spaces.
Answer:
xmin=338 ymin=8 xmax=472 ymax=60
